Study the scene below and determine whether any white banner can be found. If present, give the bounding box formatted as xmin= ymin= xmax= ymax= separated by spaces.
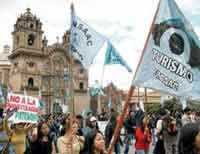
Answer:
xmin=6 ymin=93 xmax=39 ymax=123
xmin=133 ymin=0 xmax=200 ymax=100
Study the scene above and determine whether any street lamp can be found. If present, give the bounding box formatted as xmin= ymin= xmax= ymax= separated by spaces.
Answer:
xmin=63 ymin=68 xmax=70 ymax=114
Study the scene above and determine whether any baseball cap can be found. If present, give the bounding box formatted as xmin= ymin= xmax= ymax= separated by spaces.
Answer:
xmin=90 ymin=116 xmax=97 ymax=122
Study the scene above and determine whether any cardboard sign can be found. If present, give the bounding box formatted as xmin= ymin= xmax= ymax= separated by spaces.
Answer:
xmin=6 ymin=93 xmax=39 ymax=123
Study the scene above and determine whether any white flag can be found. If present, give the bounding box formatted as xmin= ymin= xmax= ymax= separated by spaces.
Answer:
xmin=133 ymin=0 xmax=200 ymax=100
xmin=70 ymin=4 xmax=106 ymax=68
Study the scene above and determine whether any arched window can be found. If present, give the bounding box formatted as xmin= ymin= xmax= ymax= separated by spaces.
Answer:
xmin=16 ymin=36 xmax=19 ymax=45
xmin=79 ymin=82 xmax=84 ymax=90
xmin=28 ymin=78 xmax=34 ymax=88
xmin=79 ymin=68 xmax=84 ymax=74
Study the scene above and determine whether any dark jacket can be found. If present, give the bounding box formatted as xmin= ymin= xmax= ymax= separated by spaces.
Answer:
xmin=105 ymin=121 xmax=123 ymax=149
xmin=124 ymin=116 xmax=135 ymax=134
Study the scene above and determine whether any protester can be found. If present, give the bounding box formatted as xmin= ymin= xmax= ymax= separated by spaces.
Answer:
xmin=135 ymin=115 xmax=152 ymax=154
xmin=28 ymin=121 xmax=55 ymax=154
xmin=0 ymin=116 xmax=15 ymax=154
xmin=162 ymin=115 xmax=178 ymax=154
xmin=57 ymin=119 xmax=84 ymax=154
xmin=149 ymin=114 xmax=157 ymax=145
xmin=191 ymin=110 xmax=197 ymax=123
xmin=124 ymin=110 xmax=135 ymax=154
xmin=181 ymin=107 xmax=192 ymax=126
xmin=178 ymin=123 xmax=200 ymax=154
xmin=60 ymin=115 xmax=70 ymax=136
xmin=12 ymin=123 xmax=35 ymax=154
xmin=88 ymin=130 xmax=107 ymax=154
xmin=153 ymin=109 xmax=167 ymax=154
xmin=76 ymin=114 xmax=84 ymax=136
xmin=105 ymin=112 xmax=123 ymax=154
xmin=89 ymin=116 xmax=99 ymax=132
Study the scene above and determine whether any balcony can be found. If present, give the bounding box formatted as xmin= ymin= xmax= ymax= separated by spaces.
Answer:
xmin=21 ymin=86 xmax=39 ymax=91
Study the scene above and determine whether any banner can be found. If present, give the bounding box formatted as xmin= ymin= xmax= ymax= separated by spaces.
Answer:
xmin=70 ymin=4 xmax=106 ymax=68
xmin=133 ymin=0 xmax=200 ymax=100
xmin=6 ymin=93 xmax=39 ymax=123
xmin=104 ymin=41 xmax=132 ymax=72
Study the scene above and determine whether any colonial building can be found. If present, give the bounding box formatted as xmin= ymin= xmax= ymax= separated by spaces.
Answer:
xmin=124 ymin=87 xmax=162 ymax=110
xmin=90 ymin=82 xmax=123 ymax=114
xmin=0 ymin=8 xmax=90 ymax=114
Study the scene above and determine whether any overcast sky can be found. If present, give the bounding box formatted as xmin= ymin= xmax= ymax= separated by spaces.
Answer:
xmin=0 ymin=0 xmax=200 ymax=90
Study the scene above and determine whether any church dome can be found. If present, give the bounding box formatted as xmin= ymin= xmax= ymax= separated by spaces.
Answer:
xmin=22 ymin=8 xmax=34 ymax=18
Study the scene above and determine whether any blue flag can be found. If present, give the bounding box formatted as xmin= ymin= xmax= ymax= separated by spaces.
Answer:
xmin=70 ymin=4 xmax=106 ymax=68
xmin=133 ymin=0 xmax=200 ymax=100
xmin=104 ymin=41 xmax=132 ymax=72
xmin=0 ymin=82 xmax=4 ymax=101
xmin=90 ymin=87 xmax=104 ymax=96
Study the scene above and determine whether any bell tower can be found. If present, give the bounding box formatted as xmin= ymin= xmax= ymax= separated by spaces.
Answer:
xmin=9 ymin=8 xmax=47 ymax=95
xmin=12 ymin=8 xmax=43 ymax=51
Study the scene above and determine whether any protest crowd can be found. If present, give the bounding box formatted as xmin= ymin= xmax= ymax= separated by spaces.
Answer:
xmin=0 ymin=0 xmax=200 ymax=153
xmin=0 ymin=105 xmax=200 ymax=154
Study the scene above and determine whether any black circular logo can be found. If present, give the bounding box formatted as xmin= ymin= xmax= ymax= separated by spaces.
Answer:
xmin=169 ymin=33 xmax=184 ymax=55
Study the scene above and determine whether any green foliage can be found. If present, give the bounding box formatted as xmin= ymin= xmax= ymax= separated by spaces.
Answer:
xmin=188 ymin=101 xmax=200 ymax=117
xmin=146 ymin=97 xmax=200 ymax=116
xmin=146 ymin=97 xmax=182 ymax=115
xmin=145 ymin=103 xmax=162 ymax=115
xmin=162 ymin=97 xmax=182 ymax=113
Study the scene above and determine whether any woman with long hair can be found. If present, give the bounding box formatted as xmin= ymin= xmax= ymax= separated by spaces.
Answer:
xmin=135 ymin=115 xmax=152 ymax=154
xmin=178 ymin=123 xmax=200 ymax=154
xmin=88 ymin=130 xmax=107 ymax=154
xmin=105 ymin=112 xmax=122 ymax=154
xmin=29 ymin=121 xmax=55 ymax=154
xmin=57 ymin=119 xmax=85 ymax=154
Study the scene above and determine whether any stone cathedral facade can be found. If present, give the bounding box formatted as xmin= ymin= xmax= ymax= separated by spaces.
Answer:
xmin=0 ymin=8 xmax=90 ymax=114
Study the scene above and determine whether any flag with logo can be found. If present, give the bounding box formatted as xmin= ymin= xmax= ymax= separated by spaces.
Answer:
xmin=70 ymin=4 xmax=106 ymax=68
xmin=104 ymin=41 xmax=132 ymax=72
xmin=133 ymin=0 xmax=200 ymax=100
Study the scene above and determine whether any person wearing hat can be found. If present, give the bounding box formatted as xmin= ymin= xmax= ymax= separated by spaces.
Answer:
xmin=89 ymin=116 xmax=99 ymax=132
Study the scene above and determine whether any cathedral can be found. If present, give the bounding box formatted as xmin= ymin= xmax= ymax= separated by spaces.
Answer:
xmin=0 ymin=8 xmax=90 ymax=114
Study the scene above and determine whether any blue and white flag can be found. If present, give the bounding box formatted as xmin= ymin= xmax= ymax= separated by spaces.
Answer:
xmin=70 ymin=4 xmax=106 ymax=68
xmin=133 ymin=0 xmax=200 ymax=100
xmin=0 ymin=82 xmax=4 ymax=102
xmin=108 ymin=95 xmax=112 ymax=109
xmin=104 ymin=41 xmax=132 ymax=72
xmin=90 ymin=80 xmax=105 ymax=96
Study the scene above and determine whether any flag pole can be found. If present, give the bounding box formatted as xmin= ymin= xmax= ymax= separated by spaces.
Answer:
xmin=100 ymin=65 xmax=105 ymax=87
xmin=107 ymin=86 xmax=135 ymax=154
xmin=107 ymin=0 xmax=161 ymax=153
xmin=69 ymin=1 xmax=75 ymax=117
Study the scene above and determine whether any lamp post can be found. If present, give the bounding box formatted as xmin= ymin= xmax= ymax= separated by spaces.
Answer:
xmin=63 ymin=68 xmax=70 ymax=113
